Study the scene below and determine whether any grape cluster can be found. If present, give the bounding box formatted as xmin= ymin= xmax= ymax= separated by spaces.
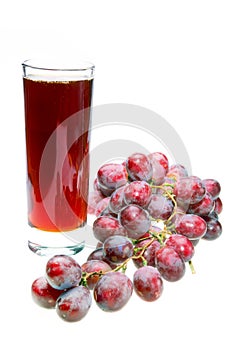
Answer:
xmin=31 ymin=151 xmax=223 ymax=322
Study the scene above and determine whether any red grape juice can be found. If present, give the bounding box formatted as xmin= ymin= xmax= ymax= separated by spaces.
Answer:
xmin=23 ymin=78 xmax=93 ymax=231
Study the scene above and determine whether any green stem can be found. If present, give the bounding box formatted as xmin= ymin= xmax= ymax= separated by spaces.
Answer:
xmin=188 ymin=260 xmax=196 ymax=274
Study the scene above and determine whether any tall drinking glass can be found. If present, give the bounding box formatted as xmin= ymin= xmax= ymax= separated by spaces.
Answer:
xmin=22 ymin=59 xmax=94 ymax=255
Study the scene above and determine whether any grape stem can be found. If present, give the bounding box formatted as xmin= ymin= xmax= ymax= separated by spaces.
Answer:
xmin=188 ymin=260 xmax=196 ymax=274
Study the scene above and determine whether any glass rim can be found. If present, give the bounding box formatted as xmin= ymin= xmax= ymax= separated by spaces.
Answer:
xmin=22 ymin=58 xmax=95 ymax=72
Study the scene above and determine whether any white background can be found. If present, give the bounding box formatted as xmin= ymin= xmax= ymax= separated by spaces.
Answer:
xmin=1 ymin=1 xmax=232 ymax=349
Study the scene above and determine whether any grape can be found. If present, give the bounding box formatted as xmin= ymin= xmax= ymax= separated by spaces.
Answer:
xmin=148 ymin=153 xmax=166 ymax=185
xmin=174 ymin=176 xmax=206 ymax=205
xmin=124 ymin=181 xmax=152 ymax=208
xmin=31 ymin=276 xmax=63 ymax=308
xmin=147 ymin=194 xmax=174 ymax=221
xmin=56 ymin=286 xmax=92 ymax=322
xmin=202 ymin=179 xmax=221 ymax=200
xmin=149 ymin=152 xmax=169 ymax=172
xmin=165 ymin=234 xmax=194 ymax=262
xmin=109 ymin=186 xmax=127 ymax=213
xmin=81 ymin=260 xmax=112 ymax=289
xmin=93 ymin=216 xmax=127 ymax=242
xmin=119 ymin=204 xmax=151 ymax=239
xmin=167 ymin=164 xmax=188 ymax=179
xmin=202 ymin=216 xmax=222 ymax=241
xmin=188 ymin=193 xmax=214 ymax=216
xmin=87 ymin=248 xmax=105 ymax=261
xmin=103 ymin=235 xmax=134 ymax=263
xmin=87 ymin=190 xmax=104 ymax=215
xmin=175 ymin=214 xmax=207 ymax=240
xmin=126 ymin=153 xmax=153 ymax=182
xmin=133 ymin=238 xmax=161 ymax=268
xmin=214 ymin=197 xmax=223 ymax=215
xmin=97 ymin=163 xmax=128 ymax=190
xmin=155 ymin=246 xmax=186 ymax=282
xmin=45 ymin=255 xmax=82 ymax=290
xmin=133 ymin=266 xmax=163 ymax=301
xmin=95 ymin=197 xmax=111 ymax=216
xmin=94 ymin=272 xmax=133 ymax=311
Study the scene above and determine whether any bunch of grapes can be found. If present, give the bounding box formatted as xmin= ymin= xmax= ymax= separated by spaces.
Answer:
xmin=31 ymin=152 xmax=223 ymax=322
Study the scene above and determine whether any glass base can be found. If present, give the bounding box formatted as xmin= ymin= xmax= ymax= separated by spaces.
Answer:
xmin=28 ymin=240 xmax=85 ymax=256
xmin=27 ymin=215 xmax=98 ymax=256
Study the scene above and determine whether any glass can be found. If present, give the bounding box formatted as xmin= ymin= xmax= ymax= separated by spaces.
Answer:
xmin=22 ymin=59 xmax=94 ymax=255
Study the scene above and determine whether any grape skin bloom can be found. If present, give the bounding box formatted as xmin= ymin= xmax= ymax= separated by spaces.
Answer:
xmin=175 ymin=214 xmax=207 ymax=240
xmin=94 ymin=272 xmax=133 ymax=311
xmin=93 ymin=216 xmax=127 ymax=242
xmin=45 ymin=255 xmax=82 ymax=290
xmin=155 ymin=246 xmax=186 ymax=282
xmin=133 ymin=266 xmax=163 ymax=302
xmin=103 ymin=235 xmax=134 ymax=263
xmin=119 ymin=204 xmax=151 ymax=239
xmin=56 ymin=286 xmax=92 ymax=322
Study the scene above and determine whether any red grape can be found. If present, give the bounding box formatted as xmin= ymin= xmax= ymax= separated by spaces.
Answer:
xmin=109 ymin=186 xmax=127 ymax=213
xmin=147 ymin=193 xmax=174 ymax=221
xmin=149 ymin=152 xmax=169 ymax=172
xmin=95 ymin=197 xmax=111 ymax=216
xmin=148 ymin=152 xmax=166 ymax=185
xmin=103 ymin=235 xmax=134 ymax=263
xmin=94 ymin=272 xmax=133 ymax=311
xmin=31 ymin=276 xmax=63 ymax=308
xmin=175 ymin=214 xmax=207 ymax=239
xmin=45 ymin=255 xmax=82 ymax=290
xmin=202 ymin=216 xmax=222 ymax=241
xmin=174 ymin=176 xmax=206 ymax=205
xmin=214 ymin=197 xmax=223 ymax=215
xmin=93 ymin=216 xmax=127 ymax=242
xmin=126 ymin=153 xmax=153 ymax=181
xmin=87 ymin=190 xmax=104 ymax=215
xmin=202 ymin=179 xmax=221 ymax=200
xmin=56 ymin=286 xmax=92 ymax=322
xmin=188 ymin=193 xmax=214 ymax=216
xmin=97 ymin=163 xmax=128 ymax=190
xmin=133 ymin=266 xmax=163 ymax=301
xmin=119 ymin=204 xmax=151 ymax=239
xmin=155 ymin=246 xmax=186 ymax=282
xmin=165 ymin=234 xmax=194 ymax=262
xmin=124 ymin=180 xmax=152 ymax=208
